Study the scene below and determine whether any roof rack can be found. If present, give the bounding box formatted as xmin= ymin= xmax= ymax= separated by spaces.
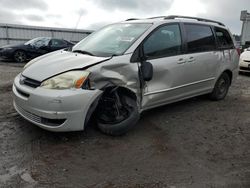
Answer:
xmin=164 ymin=15 xmax=225 ymax=26
xmin=125 ymin=18 xmax=139 ymax=21
xmin=147 ymin=16 xmax=166 ymax=19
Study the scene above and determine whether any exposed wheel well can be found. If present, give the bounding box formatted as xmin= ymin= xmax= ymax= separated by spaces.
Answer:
xmin=102 ymin=86 xmax=137 ymax=101
xmin=84 ymin=86 xmax=137 ymax=128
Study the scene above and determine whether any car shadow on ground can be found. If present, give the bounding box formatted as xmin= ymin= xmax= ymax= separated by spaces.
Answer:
xmin=15 ymin=94 xmax=212 ymax=141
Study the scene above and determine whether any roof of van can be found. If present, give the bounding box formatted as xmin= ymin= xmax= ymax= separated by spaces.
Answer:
xmin=121 ymin=15 xmax=227 ymax=29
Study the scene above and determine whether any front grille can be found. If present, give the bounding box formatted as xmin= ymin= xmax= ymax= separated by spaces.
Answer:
xmin=15 ymin=103 xmax=66 ymax=127
xmin=243 ymin=60 xmax=250 ymax=63
xmin=15 ymin=103 xmax=42 ymax=124
xmin=21 ymin=76 xmax=41 ymax=88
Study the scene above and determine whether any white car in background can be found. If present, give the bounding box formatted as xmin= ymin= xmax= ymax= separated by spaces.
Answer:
xmin=239 ymin=48 xmax=250 ymax=73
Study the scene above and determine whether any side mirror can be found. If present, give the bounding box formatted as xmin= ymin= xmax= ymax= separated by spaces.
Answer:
xmin=141 ymin=61 xmax=153 ymax=81
xmin=66 ymin=46 xmax=73 ymax=51
xmin=131 ymin=45 xmax=153 ymax=81
xmin=130 ymin=44 xmax=147 ymax=63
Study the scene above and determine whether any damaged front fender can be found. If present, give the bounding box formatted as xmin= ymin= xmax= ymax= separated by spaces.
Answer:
xmin=87 ymin=54 xmax=142 ymax=108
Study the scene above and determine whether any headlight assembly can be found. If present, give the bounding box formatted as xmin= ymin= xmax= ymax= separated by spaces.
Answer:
xmin=41 ymin=71 xmax=90 ymax=89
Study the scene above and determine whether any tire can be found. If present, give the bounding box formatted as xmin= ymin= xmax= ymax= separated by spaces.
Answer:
xmin=96 ymin=90 xmax=140 ymax=136
xmin=14 ymin=50 xmax=27 ymax=63
xmin=209 ymin=72 xmax=231 ymax=101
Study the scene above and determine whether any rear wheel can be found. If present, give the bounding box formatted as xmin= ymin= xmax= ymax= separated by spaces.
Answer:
xmin=14 ymin=50 xmax=27 ymax=63
xmin=96 ymin=88 xmax=140 ymax=136
xmin=209 ymin=73 xmax=231 ymax=101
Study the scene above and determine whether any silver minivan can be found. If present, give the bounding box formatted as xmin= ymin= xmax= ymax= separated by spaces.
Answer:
xmin=13 ymin=16 xmax=240 ymax=135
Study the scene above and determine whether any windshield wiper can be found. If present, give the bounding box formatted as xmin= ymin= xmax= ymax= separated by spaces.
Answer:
xmin=72 ymin=50 xmax=94 ymax=56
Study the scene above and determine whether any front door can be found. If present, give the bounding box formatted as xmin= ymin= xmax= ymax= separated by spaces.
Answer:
xmin=141 ymin=23 xmax=191 ymax=109
xmin=141 ymin=23 xmax=218 ymax=110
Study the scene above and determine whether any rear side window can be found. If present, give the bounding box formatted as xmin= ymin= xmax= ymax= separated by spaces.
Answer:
xmin=214 ymin=27 xmax=234 ymax=49
xmin=185 ymin=24 xmax=216 ymax=53
xmin=143 ymin=24 xmax=182 ymax=58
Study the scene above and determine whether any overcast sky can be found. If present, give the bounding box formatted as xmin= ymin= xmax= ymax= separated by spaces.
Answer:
xmin=0 ymin=0 xmax=248 ymax=34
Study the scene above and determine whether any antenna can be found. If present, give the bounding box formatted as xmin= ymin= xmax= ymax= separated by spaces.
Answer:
xmin=70 ymin=12 xmax=83 ymax=42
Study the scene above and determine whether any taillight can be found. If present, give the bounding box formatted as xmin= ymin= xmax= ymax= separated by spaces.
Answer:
xmin=236 ymin=48 xmax=241 ymax=56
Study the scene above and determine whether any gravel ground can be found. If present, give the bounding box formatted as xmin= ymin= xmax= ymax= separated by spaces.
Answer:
xmin=1 ymin=62 xmax=250 ymax=188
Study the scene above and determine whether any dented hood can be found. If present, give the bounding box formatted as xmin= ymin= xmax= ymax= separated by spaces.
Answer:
xmin=22 ymin=50 xmax=110 ymax=81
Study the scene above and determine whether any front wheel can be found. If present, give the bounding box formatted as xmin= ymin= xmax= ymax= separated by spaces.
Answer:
xmin=96 ymin=89 xmax=140 ymax=136
xmin=209 ymin=73 xmax=231 ymax=101
xmin=14 ymin=50 xmax=27 ymax=63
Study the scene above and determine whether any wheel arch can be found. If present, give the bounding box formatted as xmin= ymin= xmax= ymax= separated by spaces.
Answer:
xmin=83 ymin=85 xmax=138 ymax=128
xmin=13 ymin=49 xmax=26 ymax=54
xmin=222 ymin=69 xmax=233 ymax=85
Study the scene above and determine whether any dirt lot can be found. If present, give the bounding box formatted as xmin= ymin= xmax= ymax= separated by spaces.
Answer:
xmin=1 ymin=62 xmax=250 ymax=188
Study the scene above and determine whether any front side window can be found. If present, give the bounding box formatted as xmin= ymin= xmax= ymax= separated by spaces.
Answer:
xmin=51 ymin=39 xmax=66 ymax=47
xmin=214 ymin=27 xmax=234 ymax=49
xmin=143 ymin=24 xmax=182 ymax=58
xmin=73 ymin=23 xmax=151 ymax=57
xmin=185 ymin=24 xmax=216 ymax=53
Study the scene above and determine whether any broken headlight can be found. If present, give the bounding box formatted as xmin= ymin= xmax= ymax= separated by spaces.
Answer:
xmin=41 ymin=71 xmax=90 ymax=89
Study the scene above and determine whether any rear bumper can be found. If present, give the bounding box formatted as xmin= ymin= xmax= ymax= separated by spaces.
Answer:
xmin=13 ymin=73 xmax=103 ymax=132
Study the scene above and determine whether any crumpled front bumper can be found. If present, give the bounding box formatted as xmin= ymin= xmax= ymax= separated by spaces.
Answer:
xmin=13 ymin=73 xmax=102 ymax=132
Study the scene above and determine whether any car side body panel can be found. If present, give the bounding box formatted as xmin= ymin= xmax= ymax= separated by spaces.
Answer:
xmin=12 ymin=18 xmax=239 ymax=132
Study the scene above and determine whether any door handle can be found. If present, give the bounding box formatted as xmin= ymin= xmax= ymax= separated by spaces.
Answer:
xmin=177 ymin=58 xmax=186 ymax=64
xmin=187 ymin=57 xmax=195 ymax=62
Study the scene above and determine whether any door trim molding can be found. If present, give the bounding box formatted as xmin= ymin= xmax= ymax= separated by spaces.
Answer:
xmin=144 ymin=77 xmax=215 ymax=96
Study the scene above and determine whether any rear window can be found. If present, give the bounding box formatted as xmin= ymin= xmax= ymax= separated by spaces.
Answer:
xmin=185 ymin=24 xmax=216 ymax=53
xmin=214 ymin=27 xmax=234 ymax=49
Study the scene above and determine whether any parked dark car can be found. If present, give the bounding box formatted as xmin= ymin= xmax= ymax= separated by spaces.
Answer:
xmin=0 ymin=37 xmax=74 ymax=63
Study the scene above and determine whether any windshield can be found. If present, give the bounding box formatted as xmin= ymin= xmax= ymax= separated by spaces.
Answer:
xmin=25 ymin=37 xmax=50 ymax=48
xmin=73 ymin=23 xmax=151 ymax=57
